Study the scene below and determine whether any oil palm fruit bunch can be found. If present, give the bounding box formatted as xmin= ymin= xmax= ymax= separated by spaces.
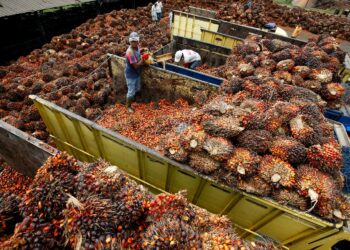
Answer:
xmin=254 ymin=67 xmax=271 ymax=78
xmin=273 ymin=70 xmax=293 ymax=84
xmin=279 ymin=84 xmax=324 ymax=106
xmin=270 ymin=137 xmax=307 ymax=165
xmin=203 ymin=136 xmax=234 ymax=161
xmin=320 ymin=83 xmax=345 ymax=101
xmin=225 ymin=147 xmax=260 ymax=178
xmin=163 ymin=133 xmax=188 ymax=163
xmin=237 ymin=63 xmax=255 ymax=77
xmin=179 ymin=125 xmax=207 ymax=152
xmin=264 ymin=102 xmax=299 ymax=132
xmin=202 ymin=115 xmax=245 ymax=138
xmin=201 ymin=229 xmax=248 ymax=250
xmin=259 ymin=155 xmax=296 ymax=188
xmin=251 ymin=83 xmax=280 ymax=101
xmin=0 ymin=192 xmax=21 ymax=236
xmin=276 ymin=59 xmax=295 ymax=71
xmin=219 ymin=77 xmax=244 ymax=94
xmin=202 ymin=96 xmax=234 ymax=115
xmin=296 ymin=80 xmax=322 ymax=93
xmin=244 ymin=54 xmax=260 ymax=67
xmin=260 ymin=58 xmax=276 ymax=71
xmin=237 ymin=130 xmax=272 ymax=154
xmin=272 ymin=48 xmax=292 ymax=62
xmin=272 ymin=189 xmax=309 ymax=211
xmin=292 ymin=66 xmax=311 ymax=79
xmin=189 ymin=152 xmax=220 ymax=175
xmin=64 ymin=196 xmax=119 ymax=250
xmin=290 ymin=115 xmax=321 ymax=146
xmin=309 ymin=68 xmax=333 ymax=84
xmin=237 ymin=176 xmax=272 ymax=196
xmin=296 ymin=165 xmax=339 ymax=209
xmin=306 ymin=140 xmax=343 ymax=174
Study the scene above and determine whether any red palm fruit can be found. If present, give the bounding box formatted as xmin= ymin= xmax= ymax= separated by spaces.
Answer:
xmin=259 ymin=155 xmax=296 ymax=188
xmin=237 ymin=130 xmax=272 ymax=154
xmin=203 ymin=115 xmax=245 ymax=138
xmin=238 ymin=63 xmax=255 ymax=77
xmin=296 ymin=164 xmax=339 ymax=202
xmin=189 ymin=152 xmax=220 ymax=174
xmin=306 ymin=141 xmax=343 ymax=174
xmin=225 ymin=148 xmax=259 ymax=177
xmin=237 ymin=176 xmax=272 ymax=196
xmin=272 ymin=189 xmax=309 ymax=211
xmin=320 ymin=83 xmax=345 ymax=101
xmin=203 ymin=136 xmax=234 ymax=161
xmin=309 ymin=68 xmax=333 ymax=84
xmin=180 ymin=125 xmax=207 ymax=152
xmin=276 ymin=59 xmax=295 ymax=71
xmin=292 ymin=66 xmax=311 ymax=78
xmin=273 ymin=71 xmax=293 ymax=84
xmin=270 ymin=137 xmax=307 ymax=165
xmin=290 ymin=115 xmax=321 ymax=146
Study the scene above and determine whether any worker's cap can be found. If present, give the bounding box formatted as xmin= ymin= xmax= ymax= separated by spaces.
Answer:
xmin=129 ymin=32 xmax=140 ymax=42
xmin=174 ymin=50 xmax=183 ymax=63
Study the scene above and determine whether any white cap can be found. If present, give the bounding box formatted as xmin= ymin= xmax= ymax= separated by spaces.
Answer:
xmin=129 ymin=32 xmax=140 ymax=42
xmin=174 ymin=50 xmax=183 ymax=62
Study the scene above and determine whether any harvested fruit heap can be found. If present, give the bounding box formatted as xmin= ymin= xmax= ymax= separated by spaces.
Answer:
xmin=0 ymin=153 xmax=276 ymax=249
xmin=216 ymin=0 xmax=350 ymax=41
xmin=202 ymin=35 xmax=346 ymax=109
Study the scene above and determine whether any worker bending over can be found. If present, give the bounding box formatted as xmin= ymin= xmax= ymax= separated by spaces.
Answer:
xmin=174 ymin=50 xmax=202 ymax=70
xmin=124 ymin=32 xmax=148 ymax=113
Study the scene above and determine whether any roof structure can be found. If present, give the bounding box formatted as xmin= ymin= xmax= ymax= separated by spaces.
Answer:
xmin=0 ymin=0 xmax=95 ymax=18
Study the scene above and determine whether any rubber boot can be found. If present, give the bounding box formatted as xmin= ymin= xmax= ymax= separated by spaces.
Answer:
xmin=126 ymin=97 xmax=134 ymax=113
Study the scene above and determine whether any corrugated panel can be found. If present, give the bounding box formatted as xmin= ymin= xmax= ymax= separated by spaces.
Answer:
xmin=0 ymin=0 xmax=94 ymax=17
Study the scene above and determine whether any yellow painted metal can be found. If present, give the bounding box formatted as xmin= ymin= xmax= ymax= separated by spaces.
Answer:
xmin=339 ymin=66 xmax=350 ymax=83
xmin=171 ymin=10 xmax=219 ymax=40
xmin=30 ymin=95 xmax=350 ymax=249
xmin=200 ymin=29 xmax=243 ymax=49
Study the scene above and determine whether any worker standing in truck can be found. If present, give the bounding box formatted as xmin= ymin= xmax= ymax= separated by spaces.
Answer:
xmin=124 ymin=32 xmax=147 ymax=113
xmin=174 ymin=50 xmax=202 ymax=70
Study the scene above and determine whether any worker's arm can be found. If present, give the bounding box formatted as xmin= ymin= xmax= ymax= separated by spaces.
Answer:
xmin=131 ymin=58 xmax=144 ymax=69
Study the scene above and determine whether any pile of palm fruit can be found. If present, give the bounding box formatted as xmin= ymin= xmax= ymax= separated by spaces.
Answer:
xmin=216 ymin=0 xmax=350 ymax=41
xmin=0 ymin=153 xmax=277 ymax=249
xmin=161 ymin=35 xmax=350 ymax=222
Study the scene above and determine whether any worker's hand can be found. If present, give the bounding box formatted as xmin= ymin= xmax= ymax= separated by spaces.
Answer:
xmin=142 ymin=53 xmax=150 ymax=60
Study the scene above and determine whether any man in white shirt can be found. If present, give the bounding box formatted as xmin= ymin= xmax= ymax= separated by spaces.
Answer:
xmin=155 ymin=0 xmax=162 ymax=21
xmin=151 ymin=3 xmax=157 ymax=23
xmin=174 ymin=50 xmax=202 ymax=70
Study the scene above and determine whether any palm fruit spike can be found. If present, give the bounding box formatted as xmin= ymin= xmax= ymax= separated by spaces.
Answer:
xmin=180 ymin=125 xmax=207 ymax=151
xmin=290 ymin=115 xmax=321 ymax=146
xmin=320 ymin=83 xmax=345 ymax=101
xmin=164 ymin=133 xmax=188 ymax=163
xmin=203 ymin=136 xmax=234 ymax=161
xmin=189 ymin=152 xmax=220 ymax=174
xmin=276 ymin=59 xmax=295 ymax=71
xmin=225 ymin=147 xmax=259 ymax=177
xmin=306 ymin=141 xmax=343 ymax=174
xmin=202 ymin=115 xmax=245 ymax=138
xmin=309 ymin=68 xmax=333 ymax=84
xmin=272 ymin=189 xmax=309 ymax=211
xmin=270 ymin=137 xmax=307 ymax=165
xmin=296 ymin=165 xmax=339 ymax=204
xmin=237 ymin=130 xmax=272 ymax=154
xmin=238 ymin=63 xmax=255 ymax=77
xmin=237 ymin=176 xmax=272 ymax=196
xmin=292 ymin=66 xmax=311 ymax=78
xmin=259 ymin=155 xmax=296 ymax=188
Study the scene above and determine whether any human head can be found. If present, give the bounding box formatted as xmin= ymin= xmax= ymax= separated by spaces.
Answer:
xmin=174 ymin=50 xmax=183 ymax=63
xmin=129 ymin=32 xmax=140 ymax=48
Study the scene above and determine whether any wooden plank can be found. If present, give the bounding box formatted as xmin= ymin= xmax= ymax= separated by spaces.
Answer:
xmin=0 ymin=120 xmax=56 ymax=177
